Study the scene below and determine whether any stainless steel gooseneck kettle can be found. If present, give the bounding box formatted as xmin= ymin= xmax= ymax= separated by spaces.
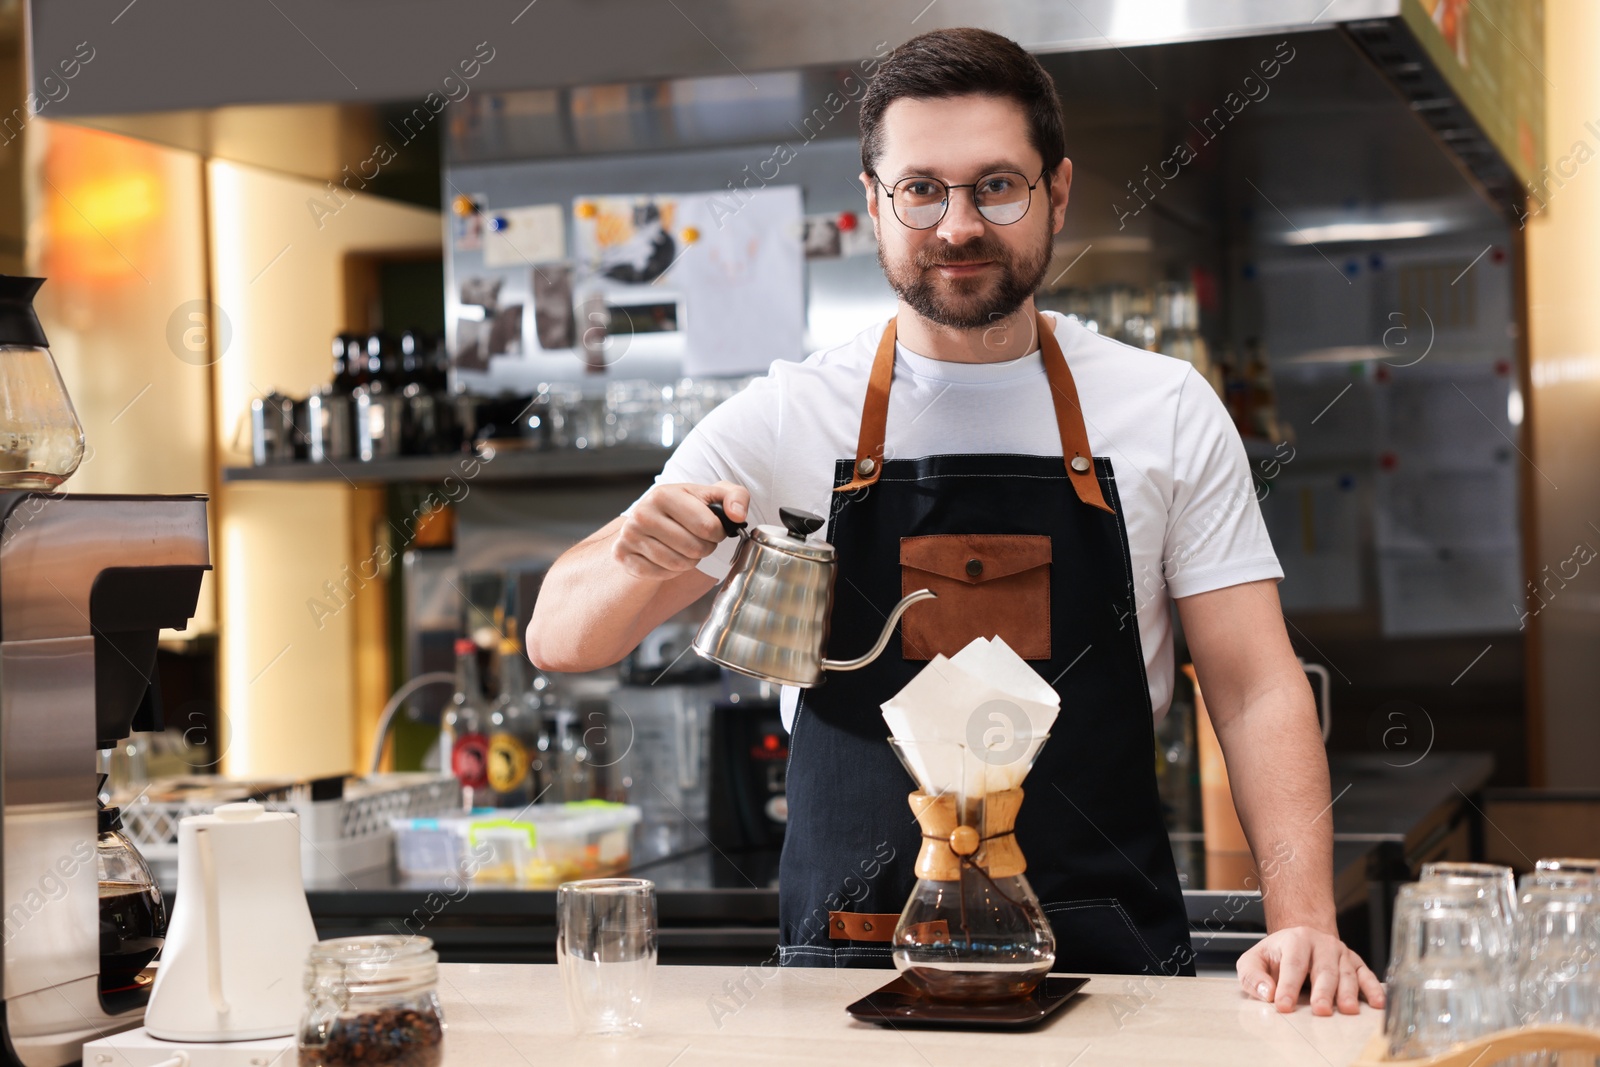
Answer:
xmin=691 ymin=503 xmax=936 ymax=688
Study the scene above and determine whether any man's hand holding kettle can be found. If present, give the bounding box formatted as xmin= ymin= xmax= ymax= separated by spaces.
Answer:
xmin=613 ymin=480 xmax=751 ymax=580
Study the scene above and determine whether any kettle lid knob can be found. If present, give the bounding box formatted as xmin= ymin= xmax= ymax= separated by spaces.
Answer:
xmin=779 ymin=507 xmax=824 ymax=540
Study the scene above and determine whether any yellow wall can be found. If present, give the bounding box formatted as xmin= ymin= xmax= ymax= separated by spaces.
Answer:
xmin=23 ymin=120 xmax=217 ymax=632
xmin=208 ymin=160 xmax=440 ymax=777
xmin=1524 ymin=0 xmax=1600 ymax=786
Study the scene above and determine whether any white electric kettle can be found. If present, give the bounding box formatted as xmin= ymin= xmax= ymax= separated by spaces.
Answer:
xmin=144 ymin=801 xmax=319 ymax=1041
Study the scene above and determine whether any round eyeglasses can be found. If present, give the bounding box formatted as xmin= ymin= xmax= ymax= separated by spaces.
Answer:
xmin=876 ymin=169 xmax=1047 ymax=230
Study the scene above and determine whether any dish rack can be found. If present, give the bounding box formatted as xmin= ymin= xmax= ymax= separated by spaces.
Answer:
xmin=117 ymin=773 xmax=463 ymax=883
xmin=1353 ymin=1023 xmax=1600 ymax=1066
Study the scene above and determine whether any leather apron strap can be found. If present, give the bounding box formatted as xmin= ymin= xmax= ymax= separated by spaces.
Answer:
xmin=834 ymin=314 xmax=1113 ymax=514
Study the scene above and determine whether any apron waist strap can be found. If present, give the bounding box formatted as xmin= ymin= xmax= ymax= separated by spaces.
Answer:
xmin=827 ymin=911 xmax=899 ymax=942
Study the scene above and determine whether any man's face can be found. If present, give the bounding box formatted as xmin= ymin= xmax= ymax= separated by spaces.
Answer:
xmin=863 ymin=94 xmax=1071 ymax=331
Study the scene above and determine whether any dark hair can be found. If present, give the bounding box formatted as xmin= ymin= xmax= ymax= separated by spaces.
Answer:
xmin=859 ymin=28 xmax=1066 ymax=182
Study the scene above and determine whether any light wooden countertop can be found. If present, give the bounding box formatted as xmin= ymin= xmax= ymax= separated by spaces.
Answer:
xmin=435 ymin=963 xmax=1381 ymax=1065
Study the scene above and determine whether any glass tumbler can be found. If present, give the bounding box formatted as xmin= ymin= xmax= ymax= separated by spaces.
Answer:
xmin=1420 ymin=862 xmax=1519 ymax=927
xmin=1513 ymin=885 xmax=1600 ymax=1067
xmin=1536 ymin=858 xmax=1600 ymax=882
xmin=1385 ymin=882 xmax=1516 ymax=1060
xmin=1427 ymin=863 xmax=1510 ymax=966
xmin=557 ymin=878 xmax=657 ymax=1036
xmin=1419 ymin=862 xmax=1519 ymax=995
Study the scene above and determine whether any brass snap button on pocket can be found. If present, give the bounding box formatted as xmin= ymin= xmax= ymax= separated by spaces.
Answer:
xmin=966 ymin=558 xmax=983 ymax=577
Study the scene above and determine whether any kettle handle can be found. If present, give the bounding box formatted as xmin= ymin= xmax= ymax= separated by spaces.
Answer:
xmin=706 ymin=502 xmax=747 ymax=539
xmin=196 ymin=828 xmax=232 ymax=1019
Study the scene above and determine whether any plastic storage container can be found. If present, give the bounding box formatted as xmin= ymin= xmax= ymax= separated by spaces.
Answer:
xmin=392 ymin=802 xmax=641 ymax=886
xmin=389 ymin=815 xmax=475 ymax=878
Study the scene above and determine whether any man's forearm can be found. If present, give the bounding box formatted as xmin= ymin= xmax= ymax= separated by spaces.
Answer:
xmin=526 ymin=524 xmax=667 ymax=672
xmin=1212 ymin=682 xmax=1337 ymax=933
xmin=529 ymin=482 xmax=737 ymax=673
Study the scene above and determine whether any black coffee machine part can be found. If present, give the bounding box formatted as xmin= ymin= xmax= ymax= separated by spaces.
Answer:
xmin=708 ymin=696 xmax=788 ymax=852
xmin=0 ymin=492 xmax=209 ymax=1061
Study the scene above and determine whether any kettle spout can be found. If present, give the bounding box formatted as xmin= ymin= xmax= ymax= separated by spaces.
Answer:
xmin=820 ymin=588 xmax=937 ymax=673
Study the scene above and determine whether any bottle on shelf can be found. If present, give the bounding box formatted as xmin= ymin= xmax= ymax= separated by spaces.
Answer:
xmin=487 ymin=635 xmax=551 ymax=809
xmin=425 ymin=332 xmax=451 ymax=393
xmin=547 ymin=705 xmax=591 ymax=803
xmin=362 ymin=332 xmax=395 ymax=388
xmin=331 ymin=333 xmax=358 ymax=394
xmin=398 ymin=330 xmax=428 ymax=386
xmin=444 ymin=638 xmax=490 ymax=801
xmin=1241 ymin=337 xmax=1283 ymax=443
xmin=343 ymin=334 xmax=371 ymax=391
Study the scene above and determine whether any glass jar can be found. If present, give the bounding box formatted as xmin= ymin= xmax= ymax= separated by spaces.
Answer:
xmin=96 ymin=804 xmax=167 ymax=1015
xmin=0 ymin=275 xmax=84 ymax=489
xmin=299 ymin=936 xmax=444 ymax=1067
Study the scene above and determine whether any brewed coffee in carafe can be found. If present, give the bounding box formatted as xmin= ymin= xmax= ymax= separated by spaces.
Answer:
xmin=96 ymin=804 xmax=167 ymax=1015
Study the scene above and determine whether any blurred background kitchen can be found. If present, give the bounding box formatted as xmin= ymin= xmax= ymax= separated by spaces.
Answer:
xmin=7 ymin=0 xmax=1599 ymax=971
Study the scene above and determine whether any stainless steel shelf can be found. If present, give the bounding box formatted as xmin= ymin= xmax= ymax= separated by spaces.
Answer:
xmin=222 ymin=448 xmax=671 ymax=486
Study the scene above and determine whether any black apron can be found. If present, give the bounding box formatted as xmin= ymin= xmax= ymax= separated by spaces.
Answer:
xmin=776 ymin=314 xmax=1193 ymax=976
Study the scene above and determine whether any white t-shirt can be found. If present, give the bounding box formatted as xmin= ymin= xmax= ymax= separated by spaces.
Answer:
xmin=630 ymin=311 xmax=1283 ymax=728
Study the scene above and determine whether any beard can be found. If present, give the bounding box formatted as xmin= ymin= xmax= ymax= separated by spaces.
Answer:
xmin=878 ymin=224 xmax=1053 ymax=330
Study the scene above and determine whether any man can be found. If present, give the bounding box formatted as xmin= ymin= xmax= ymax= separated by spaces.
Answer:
xmin=529 ymin=27 xmax=1385 ymax=1015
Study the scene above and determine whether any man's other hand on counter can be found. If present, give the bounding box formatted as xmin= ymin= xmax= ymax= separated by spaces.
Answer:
xmin=1237 ymin=925 xmax=1385 ymax=1015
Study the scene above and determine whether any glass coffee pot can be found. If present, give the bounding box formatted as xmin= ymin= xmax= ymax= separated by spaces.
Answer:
xmin=888 ymin=736 xmax=1055 ymax=1001
xmin=96 ymin=803 xmax=168 ymax=1015
xmin=0 ymin=275 xmax=85 ymax=489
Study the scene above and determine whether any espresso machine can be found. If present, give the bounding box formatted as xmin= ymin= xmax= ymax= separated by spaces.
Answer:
xmin=0 ymin=492 xmax=210 ymax=1067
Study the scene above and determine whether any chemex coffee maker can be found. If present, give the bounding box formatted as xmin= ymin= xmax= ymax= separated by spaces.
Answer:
xmin=0 ymin=275 xmax=212 ymax=1066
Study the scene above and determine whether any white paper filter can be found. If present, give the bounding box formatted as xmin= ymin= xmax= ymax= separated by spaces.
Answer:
xmin=880 ymin=635 xmax=1060 ymax=795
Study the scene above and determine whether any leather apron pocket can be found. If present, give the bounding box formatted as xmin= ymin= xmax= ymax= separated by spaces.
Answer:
xmin=899 ymin=534 xmax=1052 ymax=660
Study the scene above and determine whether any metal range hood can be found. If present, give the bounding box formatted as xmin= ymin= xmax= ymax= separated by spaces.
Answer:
xmin=29 ymin=0 xmax=1535 ymax=217
xmin=32 ymin=1 xmax=1396 ymax=116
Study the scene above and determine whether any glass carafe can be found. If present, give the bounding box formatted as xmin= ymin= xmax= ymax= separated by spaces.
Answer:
xmin=889 ymin=737 xmax=1055 ymax=1001
xmin=96 ymin=804 xmax=168 ymax=1015
xmin=0 ymin=275 xmax=84 ymax=489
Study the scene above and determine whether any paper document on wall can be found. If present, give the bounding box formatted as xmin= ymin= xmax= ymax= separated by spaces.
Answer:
xmin=1371 ymin=361 xmax=1522 ymax=635
xmin=1259 ymin=472 xmax=1363 ymax=613
xmin=675 ymin=185 xmax=804 ymax=377
xmin=483 ymin=204 xmax=566 ymax=268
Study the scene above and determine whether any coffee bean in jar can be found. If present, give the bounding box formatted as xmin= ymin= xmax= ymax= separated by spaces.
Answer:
xmin=299 ymin=936 xmax=444 ymax=1067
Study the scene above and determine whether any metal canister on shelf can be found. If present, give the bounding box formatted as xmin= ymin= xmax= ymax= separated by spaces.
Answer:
xmin=249 ymin=390 xmax=298 ymax=465
xmin=305 ymin=388 xmax=353 ymax=462
xmin=288 ymin=397 xmax=313 ymax=460
xmin=400 ymin=383 xmax=451 ymax=455
xmin=353 ymin=384 xmax=404 ymax=461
